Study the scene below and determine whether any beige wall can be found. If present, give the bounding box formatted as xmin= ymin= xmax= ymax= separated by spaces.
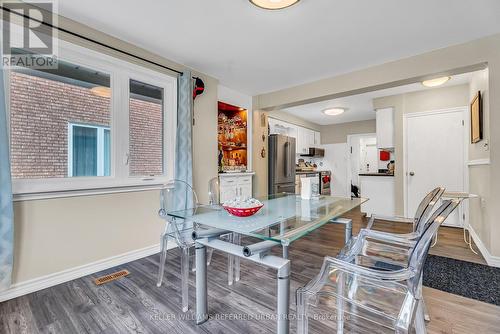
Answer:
xmin=320 ymin=120 xmax=376 ymax=144
xmin=468 ymin=69 xmax=490 ymax=161
xmin=252 ymin=107 xmax=269 ymax=197
xmin=254 ymin=33 xmax=500 ymax=260
xmin=373 ymin=84 xmax=470 ymax=216
xmin=10 ymin=14 xmax=219 ymax=285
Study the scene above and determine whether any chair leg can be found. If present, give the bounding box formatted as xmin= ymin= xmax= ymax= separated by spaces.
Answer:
xmin=422 ymin=299 xmax=431 ymax=322
xmin=234 ymin=233 xmax=241 ymax=282
xmin=181 ymin=246 xmax=190 ymax=312
xmin=207 ymin=248 xmax=214 ymax=266
xmin=414 ymin=301 xmax=427 ymax=334
xmin=336 ymin=273 xmax=345 ymax=334
xmin=156 ymin=232 xmax=168 ymax=287
xmin=296 ymin=289 xmax=310 ymax=334
xmin=227 ymin=233 xmax=234 ymax=286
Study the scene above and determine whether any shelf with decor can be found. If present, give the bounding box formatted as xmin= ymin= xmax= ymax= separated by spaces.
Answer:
xmin=218 ymin=101 xmax=248 ymax=173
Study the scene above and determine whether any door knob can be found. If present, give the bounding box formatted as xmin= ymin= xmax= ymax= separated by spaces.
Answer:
xmin=409 ymin=171 xmax=415 ymax=176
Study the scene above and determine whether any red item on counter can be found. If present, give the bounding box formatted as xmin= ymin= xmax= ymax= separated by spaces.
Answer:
xmin=379 ymin=150 xmax=390 ymax=161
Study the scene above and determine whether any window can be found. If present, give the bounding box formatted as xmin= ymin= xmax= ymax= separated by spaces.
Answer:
xmin=68 ymin=124 xmax=111 ymax=177
xmin=9 ymin=62 xmax=111 ymax=179
xmin=8 ymin=39 xmax=177 ymax=195
xmin=129 ymin=79 xmax=164 ymax=177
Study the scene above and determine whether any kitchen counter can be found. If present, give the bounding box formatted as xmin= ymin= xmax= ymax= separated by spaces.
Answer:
xmin=219 ymin=171 xmax=255 ymax=177
xmin=296 ymin=170 xmax=319 ymax=174
xmin=359 ymin=173 xmax=394 ymax=177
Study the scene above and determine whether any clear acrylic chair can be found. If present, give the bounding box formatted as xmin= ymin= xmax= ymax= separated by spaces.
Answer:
xmin=156 ymin=179 xmax=232 ymax=312
xmin=366 ymin=187 xmax=445 ymax=236
xmin=297 ymin=199 xmax=460 ymax=334
xmin=208 ymin=177 xmax=241 ymax=284
xmin=338 ymin=187 xmax=445 ymax=268
xmin=156 ymin=180 xmax=196 ymax=313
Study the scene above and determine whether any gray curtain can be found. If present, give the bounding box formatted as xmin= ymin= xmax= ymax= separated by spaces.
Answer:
xmin=0 ymin=65 xmax=14 ymax=291
xmin=175 ymin=71 xmax=194 ymax=208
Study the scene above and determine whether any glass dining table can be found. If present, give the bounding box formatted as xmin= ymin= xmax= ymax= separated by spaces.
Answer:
xmin=168 ymin=193 xmax=367 ymax=334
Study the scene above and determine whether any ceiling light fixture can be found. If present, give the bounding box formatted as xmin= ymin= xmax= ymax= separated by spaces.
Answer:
xmin=249 ymin=0 xmax=300 ymax=10
xmin=422 ymin=76 xmax=451 ymax=88
xmin=322 ymin=108 xmax=346 ymax=116
xmin=90 ymin=86 xmax=111 ymax=98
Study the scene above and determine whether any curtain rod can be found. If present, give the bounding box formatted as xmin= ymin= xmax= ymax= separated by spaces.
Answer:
xmin=1 ymin=6 xmax=198 ymax=79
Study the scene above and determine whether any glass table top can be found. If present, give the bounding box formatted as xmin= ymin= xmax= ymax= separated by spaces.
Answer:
xmin=167 ymin=193 xmax=367 ymax=244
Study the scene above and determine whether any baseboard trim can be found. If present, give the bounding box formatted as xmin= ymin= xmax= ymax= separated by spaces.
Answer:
xmin=468 ymin=226 xmax=500 ymax=267
xmin=467 ymin=158 xmax=490 ymax=166
xmin=0 ymin=243 xmax=164 ymax=303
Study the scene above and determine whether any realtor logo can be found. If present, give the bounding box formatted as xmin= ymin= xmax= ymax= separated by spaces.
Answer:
xmin=1 ymin=0 xmax=58 ymax=68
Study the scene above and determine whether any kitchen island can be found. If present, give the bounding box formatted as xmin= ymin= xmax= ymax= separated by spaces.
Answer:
xmin=359 ymin=173 xmax=395 ymax=216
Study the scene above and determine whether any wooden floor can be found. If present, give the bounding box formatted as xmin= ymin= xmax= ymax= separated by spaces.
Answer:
xmin=1 ymin=209 xmax=498 ymax=334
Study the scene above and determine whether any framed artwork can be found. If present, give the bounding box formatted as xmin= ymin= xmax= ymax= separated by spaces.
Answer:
xmin=470 ymin=91 xmax=483 ymax=144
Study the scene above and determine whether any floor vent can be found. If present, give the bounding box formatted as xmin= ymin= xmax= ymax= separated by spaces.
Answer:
xmin=94 ymin=269 xmax=130 ymax=285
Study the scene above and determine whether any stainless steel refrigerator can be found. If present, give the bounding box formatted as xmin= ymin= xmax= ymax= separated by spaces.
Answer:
xmin=268 ymin=134 xmax=296 ymax=195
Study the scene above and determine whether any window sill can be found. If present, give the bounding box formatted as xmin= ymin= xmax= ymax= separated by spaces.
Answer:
xmin=13 ymin=183 xmax=165 ymax=202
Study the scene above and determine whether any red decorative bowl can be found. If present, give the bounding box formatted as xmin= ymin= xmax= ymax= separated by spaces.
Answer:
xmin=222 ymin=204 xmax=264 ymax=217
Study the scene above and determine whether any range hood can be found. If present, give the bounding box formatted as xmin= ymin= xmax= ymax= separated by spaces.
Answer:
xmin=300 ymin=148 xmax=324 ymax=157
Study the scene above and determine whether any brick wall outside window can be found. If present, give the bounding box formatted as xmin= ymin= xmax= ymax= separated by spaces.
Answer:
xmin=9 ymin=71 xmax=163 ymax=179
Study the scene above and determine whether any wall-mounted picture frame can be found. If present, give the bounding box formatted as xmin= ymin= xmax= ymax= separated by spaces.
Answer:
xmin=470 ymin=91 xmax=483 ymax=143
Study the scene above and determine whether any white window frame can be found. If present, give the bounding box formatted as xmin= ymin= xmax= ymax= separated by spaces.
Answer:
xmin=68 ymin=123 xmax=110 ymax=177
xmin=6 ymin=38 xmax=177 ymax=196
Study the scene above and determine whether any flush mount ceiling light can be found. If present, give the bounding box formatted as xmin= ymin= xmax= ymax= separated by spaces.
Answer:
xmin=250 ymin=0 xmax=300 ymax=10
xmin=322 ymin=108 xmax=346 ymax=116
xmin=90 ymin=86 xmax=111 ymax=98
xmin=422 ymin=76 xmax=451 ymax=88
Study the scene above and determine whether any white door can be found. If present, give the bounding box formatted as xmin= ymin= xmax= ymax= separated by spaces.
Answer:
xmin=405 ymin=108 xmax=467 ymax=227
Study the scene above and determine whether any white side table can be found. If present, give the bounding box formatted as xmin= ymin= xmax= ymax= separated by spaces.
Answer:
xmin=441 ymin=192 xmax=480 ymax=254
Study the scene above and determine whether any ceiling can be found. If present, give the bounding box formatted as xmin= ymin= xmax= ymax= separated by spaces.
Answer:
xmin=280 ymin=72 xmax=475 ymax=125
xmin=58 ymin=1 xmax=500 ymax=95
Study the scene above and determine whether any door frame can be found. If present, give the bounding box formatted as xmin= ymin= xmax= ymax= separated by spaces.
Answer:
xmin=403 ymin=106 xmax=469 ymax=226
xmin=346 ymin=132 xmax=377 ymax=197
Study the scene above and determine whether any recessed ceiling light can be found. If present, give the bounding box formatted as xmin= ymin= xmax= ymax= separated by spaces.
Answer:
xmin=249 ymin=0 xmax=300 ymax=10
xmin=90 ymin=86 xmax=111 ymax=98
xmin=422 ymin=76 xmax=451 ymax=88
xmin=322 ymin=108 xmax=346 ymax=116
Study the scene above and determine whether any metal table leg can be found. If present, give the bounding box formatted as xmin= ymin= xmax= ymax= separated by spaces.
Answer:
xmin=282 ymin=245 xmax=289 ymax=259
xmin=329 ymin=218 xmax=353 ymax=244
xmin=195 ymin=242 xmax=208 ymax=324
xmin=193 ymin=236 xmax=290 ymax=333
xmin=277 ymin=269 xmax=290 ymax=334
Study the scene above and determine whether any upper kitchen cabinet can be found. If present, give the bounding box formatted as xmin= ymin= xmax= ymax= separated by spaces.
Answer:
xmin=269 ymin=118 xmax=298 ymax=139
xmin=314 ymin=131 xmax=321 ymax=146
xmin=297 ymin=127 xmax=315 ymax=154
xmin=376 ymin=107 xmax=395 ymax=149
xmin=269 ymin=117 xmax=321 ymax=154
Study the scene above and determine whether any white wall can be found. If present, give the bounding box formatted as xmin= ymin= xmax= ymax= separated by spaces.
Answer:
xmin=322 ymin=143 xmax=349 ymax=197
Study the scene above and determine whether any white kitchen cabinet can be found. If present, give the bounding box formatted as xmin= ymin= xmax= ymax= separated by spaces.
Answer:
xmin=297 ymin=127 xmax=315 ymax=154
xmin=376 ymin=107 xmax=395 ymax=149
xmin=269 ymin=118 xmax=319 ymax=153
xmin=219 ymin=173 xmax=254 ymax=203
xmin=314 ymin=131 xmax=321 ymax=146
xmin=360 ymin=175 xmax=395 ymax=216
xmin=269 ymin=118 xmax=298 ymax=139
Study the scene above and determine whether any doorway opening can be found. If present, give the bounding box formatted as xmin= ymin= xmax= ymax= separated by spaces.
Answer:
xmin=347 ymin=133 xmax=377 ymax=197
